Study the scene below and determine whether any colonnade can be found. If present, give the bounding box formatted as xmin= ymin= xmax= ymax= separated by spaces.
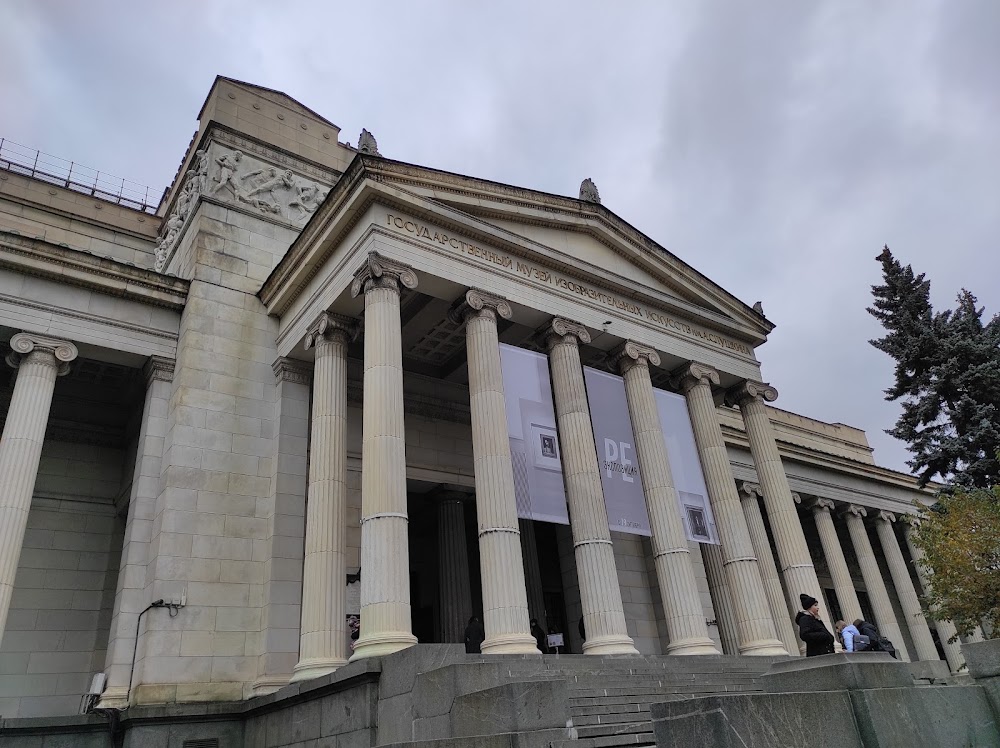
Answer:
xmin=0 ymin=253 xmax=962 ymax=690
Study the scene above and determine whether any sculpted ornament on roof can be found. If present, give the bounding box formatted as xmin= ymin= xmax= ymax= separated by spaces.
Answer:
xmin=358 ymin=129 xmax=380 ymax=156
xmin=579 ymin=178 xmax=601 ymax=204
xmin=154 ymin=144 xmax=330 ymax=272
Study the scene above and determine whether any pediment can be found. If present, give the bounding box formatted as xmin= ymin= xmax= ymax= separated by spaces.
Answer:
xmin=264 ymin=156 xmax=774 ymax=348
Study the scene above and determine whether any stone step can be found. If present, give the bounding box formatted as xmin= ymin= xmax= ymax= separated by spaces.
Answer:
xmin=570 ymin=689 xmax=758 ymax=707
xmin=560 ymin=675 xmax=762 ymax=688
xmin=570 ymin=683 xmax=762 ymax=698
xmin=573 ymin=711 xmax=655 ymax=727
xmin=576 ymin=721 xmax=655 ymax=739
xmin=550 ymin=734 xmax=656 ymax=748
xmin=572 ymin=702 xmax=651 ymax=717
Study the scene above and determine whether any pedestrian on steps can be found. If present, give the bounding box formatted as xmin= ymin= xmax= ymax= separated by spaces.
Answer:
xmin=795 ymin=593 xmax=835 ymax=656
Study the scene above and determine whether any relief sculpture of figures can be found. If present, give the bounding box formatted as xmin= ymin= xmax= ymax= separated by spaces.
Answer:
xmin=288 ymin=183 xmax=328 ymax=219
xmin=212 ymin=150 xmax=244 ymax=196
xmin=155 ymin=146 xmax=331 ymax=272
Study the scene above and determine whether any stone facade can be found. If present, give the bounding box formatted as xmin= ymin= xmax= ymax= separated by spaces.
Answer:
xmin=0 ymin=75 xmax=969 ymax=726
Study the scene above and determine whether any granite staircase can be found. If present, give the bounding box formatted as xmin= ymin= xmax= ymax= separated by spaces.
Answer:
xmin=504 ymin=655 xmax=783 ymax=748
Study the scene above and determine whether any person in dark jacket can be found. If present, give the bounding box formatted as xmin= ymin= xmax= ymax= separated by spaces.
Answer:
xmin=464 ymin=615 xmax=485 ymax=654
xmin=853 ymin=619 xmax=898 ymax=659
xmin=795 ymin=593 xmax=835 ymax=656
xmin=530 ymin=618 xmax=548 ymax=653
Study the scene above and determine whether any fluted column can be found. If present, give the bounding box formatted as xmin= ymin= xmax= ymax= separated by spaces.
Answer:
xmin=612 ymin=342 xmax=717 ymax=655
xmin=874 ymin=511 xmax=938 ymax=662
xmin=901 ymin=518 xmax=965 ymax=672
xmin=674 ymin=364 xmax=785 ymax=656
xmin=451 ymin=290 xmax=538 ymax=653
xmin=436 ymin=492 xmax=474 ymax=643
xmin=842 ymin=504 xmax=909 ymax=661
xmin=810 ymin=499 xmax=863 ymax=625
xmin=544 ymin=318 xmax=637 ymax=655
xmin=0 ymin=333 xmax=77 ymax=639
xmin=701 ymin=543 xmax=740 ymax=654
xmin=727 ymin=381 xmax=823 ymax=624
xmin=350 ymin=253 xmax=419 ymax=659
xmin=739 ymin=482 xmax=800 ymax=655
xmin=292 ymin=312 xmax=356 ymax=680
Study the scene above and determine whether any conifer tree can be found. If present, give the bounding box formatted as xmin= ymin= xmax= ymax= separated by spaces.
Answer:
xmin=868 ymin=247 xmax=1000 ymax=487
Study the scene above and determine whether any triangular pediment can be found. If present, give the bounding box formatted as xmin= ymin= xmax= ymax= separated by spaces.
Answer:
xmin=265 ymin=156 xmax=774 ymax=348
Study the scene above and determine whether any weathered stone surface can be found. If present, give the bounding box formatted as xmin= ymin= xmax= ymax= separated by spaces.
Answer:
xmin=850 ymin=685 xmax=1000 ymax=748
xmin=651 ymin=692 xmax=863 ymax=748
xmin=906 ymin=659 xmax=951 ymax=682
xmin=963 ymin=639 xmax=1000 ymax=680
xmin=761 ymin=652 xmax=911 ymax=692
xmin=450 ymin=680 xmax=568 ymax=737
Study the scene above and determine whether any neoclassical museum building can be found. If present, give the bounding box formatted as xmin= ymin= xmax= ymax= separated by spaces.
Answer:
xmin=0 ymin=78 xmax=981 ymax=725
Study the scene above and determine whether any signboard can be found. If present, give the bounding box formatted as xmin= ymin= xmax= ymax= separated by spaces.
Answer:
xmin=583 ymin=367 xmax=652 ymax=536
xmin=499 ymin=344 xmax=570 ymax=524
xmin=654 ymin=388 xmax=720 ymax=544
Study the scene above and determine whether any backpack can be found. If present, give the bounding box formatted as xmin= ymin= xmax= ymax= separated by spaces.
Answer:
xmin=854 ymin=633 xmax=872 ymax=651
xmin=858 ymin=622 xmax=881 ymax=650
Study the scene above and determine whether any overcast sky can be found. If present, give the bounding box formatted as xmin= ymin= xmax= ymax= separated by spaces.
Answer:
xmin=2 ymin=1 xmax=998 ymax=476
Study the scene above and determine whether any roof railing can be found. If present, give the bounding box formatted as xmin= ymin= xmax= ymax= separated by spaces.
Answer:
xmin=0 ymin=138 xmax=160 ymax=214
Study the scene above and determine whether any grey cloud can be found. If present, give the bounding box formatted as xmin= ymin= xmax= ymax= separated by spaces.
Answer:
xmin=2 ymin=0 xmax=997 ymax=474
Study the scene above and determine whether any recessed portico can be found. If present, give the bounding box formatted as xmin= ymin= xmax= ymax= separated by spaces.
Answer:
xmin=259 ymin=157 xmax=800 ymax=665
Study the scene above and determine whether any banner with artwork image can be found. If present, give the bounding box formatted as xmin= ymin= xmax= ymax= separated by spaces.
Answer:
xmin=583 ymin=367 xmax=652 ymax=536
xmin=654 ymin=388 xmax=720 ymax=545
xmin=499 ymin=343 xmax=570 ymax=525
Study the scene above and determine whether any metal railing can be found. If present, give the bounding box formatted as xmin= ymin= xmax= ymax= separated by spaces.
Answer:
xmin=0 ymin=138 xmax=160 ymax=214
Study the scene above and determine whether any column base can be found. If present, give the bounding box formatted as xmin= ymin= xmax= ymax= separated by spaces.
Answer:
xmin=665 ymin=637 xmax=722 ymax=656
xmin=349 ymin=631 xmax=418 ymax=661
xmin=96 ymin=686 xmax=130 ymax=710
xmin=582 ymin=635 xmax=640 ymax=656
xmin=289 ymin=657 xmax=348 ymax=683
xmin=250 ymin=675 xmax=291 ymax=695
xmin=737 ymin=638 xmax=789 ymax=657
xmin=481 ymin=633 xmax=541 ymax=655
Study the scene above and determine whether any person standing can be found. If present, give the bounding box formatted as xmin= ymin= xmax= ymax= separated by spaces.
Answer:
xmin=795 ymin=594 xmax=835 ymax=656
xmin=464 ymin=616 xmax=485 ymax=654
xmin=530 ymin=618 xmax=548 ymax=654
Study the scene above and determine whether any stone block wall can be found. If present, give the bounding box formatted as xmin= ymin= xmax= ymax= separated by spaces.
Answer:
xmin=0 ymin=487 xmax=123 ymax=717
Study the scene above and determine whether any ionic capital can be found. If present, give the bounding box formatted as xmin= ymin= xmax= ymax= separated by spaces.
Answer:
xmin=448 ymin=288 xmax=513 ymax=326
xmin=791 ymin=491 xmax=802 ymax=505
xmin=6 ymin=333 xmax=78 ymax=375
xmin=349 ymin=252 xmax=418 ymax=297
xmin=609 ymin=341 xmax=660 ymax=375
xmin=272 ymin=357 xmax=313 ymax=385
xmin=876 ymin=510 xmax=896 ymax=524
xmin=303 ymin=311 xmax=358 ymax=350
xmin=810 ymin=497 xmax=836 ymax=514
xmin=541 ymin=317 xmax=591 ymax=351
xmin=725 ymin=379 xmax=779 ymax=408
xmin=900 ymin=513 xmax=921 ymax=529
xmin=738 ymin=481 xmax=762 ymax=500
xmin=842 ymin=504 xmax=868 ymax=520
xmin=143 ymin=356 xmax=175 ymax=386
xmin=672 ymin=362 xmax=720 ymax=394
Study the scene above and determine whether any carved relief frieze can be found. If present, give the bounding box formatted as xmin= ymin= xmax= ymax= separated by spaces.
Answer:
xmin=154 ymin=142 xmax=334 ymax=272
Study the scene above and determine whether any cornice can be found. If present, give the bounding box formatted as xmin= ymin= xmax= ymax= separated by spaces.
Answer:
xmin=0 ymin=231 xmax=188 ymax=309
xmin=720 ymin=422 xmax=936 ymax=496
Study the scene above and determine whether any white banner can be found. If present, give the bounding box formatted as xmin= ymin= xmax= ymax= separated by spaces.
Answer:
xmin=499 ymin=344 xmax=570 ymax=525
xmin=654 ymin=388 xmax=720 ymax=545
xmin=583 ymin=367 xmax=652 ymax=536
